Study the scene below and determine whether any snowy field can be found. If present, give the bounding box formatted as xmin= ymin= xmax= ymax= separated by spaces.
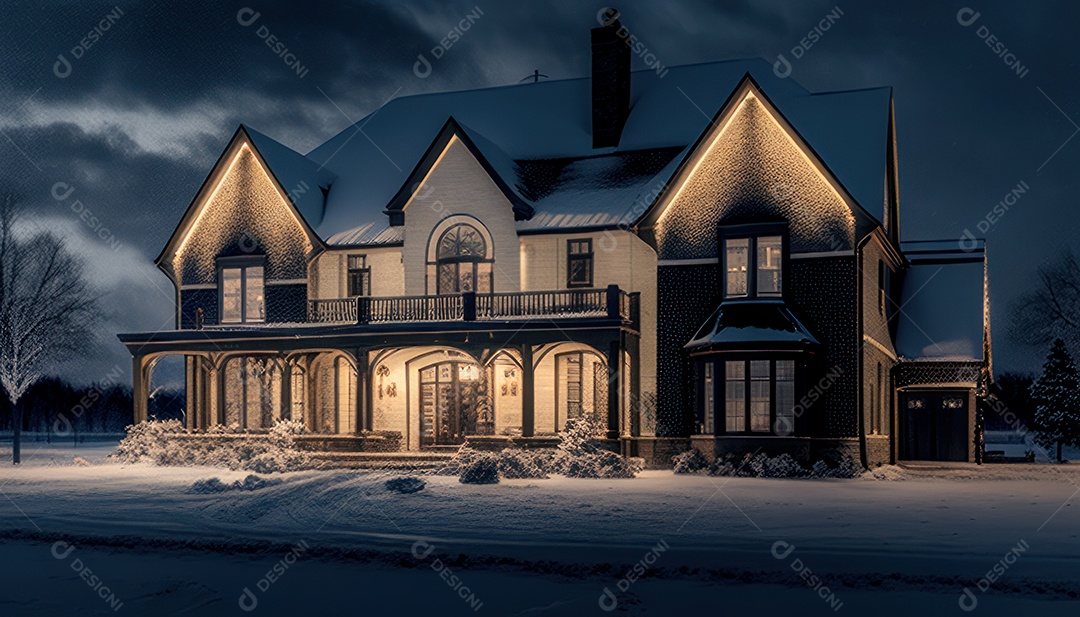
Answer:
xmin=0 ymin=443 xmax=1078 ymax=615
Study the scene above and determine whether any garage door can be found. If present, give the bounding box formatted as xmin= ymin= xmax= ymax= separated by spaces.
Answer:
xmin=899 ymin=391 xmax=969 ymax=461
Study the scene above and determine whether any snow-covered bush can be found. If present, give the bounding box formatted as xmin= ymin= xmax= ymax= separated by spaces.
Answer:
xmin=385 ymin=477 xmax=426 ymax=493
xmin=687 ymin=449 xmax=862 ymax=479
xmin=563 ymin=449 xmax=642 ymax=479
xmin=111 ymin=420 xmax=311 ymax=473
xmin=188 ymin=474 xmax=279 ymax=494
xmin=497 ymin=448 xmax=551 ymax=479
xmin=672 ymin=449 xmax=710 ymax=474
xmin=459 ymin=454 xmax=500 ymax=484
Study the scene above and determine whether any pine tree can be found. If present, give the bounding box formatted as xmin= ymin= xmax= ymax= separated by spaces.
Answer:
xmin=1031 ymin=339 xmax=1080 ymax=463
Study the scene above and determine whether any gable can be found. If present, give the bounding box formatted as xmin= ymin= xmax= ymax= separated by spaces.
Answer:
xmin=640 ymin=80 xmax=864 ymax=260
xmin=162 ymin=136 xmax=318 ymax=286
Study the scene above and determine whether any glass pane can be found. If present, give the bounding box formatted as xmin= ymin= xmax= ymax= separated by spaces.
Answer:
xmin=750 ymin=360 xmax=770 ymax=379
xmin=245 ymin=266 xmax=264 ymax=322
xmin=725 ymin=238 xmax=749 ymax=297
xmin=775 ymin=361 xmax=795 ymax=435
xmin=439 ymin=224 xmax=486 ymax=259
xmin=476 ymin=263 xmax=492 ymax=293
xmin=438 ymin=263 xmax=457 ymax=294
xmin=221 ymin=268 xmax=241 ymax=322
xmin=751 ymin=381 xmax=771 ymax=432
xmin=725 ymin=361 xmax=745 ymax=432
xmin=703 ymin=363 xmax=715 ymax=434
xmin=756 ymin=236 xmax=782 ymax=295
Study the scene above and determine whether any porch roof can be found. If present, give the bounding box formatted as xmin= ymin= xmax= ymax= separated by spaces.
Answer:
xmin=684 ymin=299 xmax=822 ymax=353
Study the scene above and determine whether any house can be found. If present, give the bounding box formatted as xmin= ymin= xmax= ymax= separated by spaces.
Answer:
xmin=119 ymin=16 xmax=991 ymax=465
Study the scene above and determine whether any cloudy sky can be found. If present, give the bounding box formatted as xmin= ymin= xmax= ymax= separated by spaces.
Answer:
xmin=0 ymin=0 xmax=1073 ymax=384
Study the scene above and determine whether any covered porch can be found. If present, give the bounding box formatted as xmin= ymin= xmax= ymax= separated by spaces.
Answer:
xmin=120 ymin=290 xmax=642 ymax=453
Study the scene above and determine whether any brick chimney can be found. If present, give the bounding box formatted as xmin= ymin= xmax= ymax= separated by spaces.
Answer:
xmin=591 ymin=9 xmax=631 ymax=149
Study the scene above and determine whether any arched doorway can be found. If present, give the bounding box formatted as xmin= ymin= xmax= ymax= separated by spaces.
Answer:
xmin=418 ymin=359 xmax=486 ymax=446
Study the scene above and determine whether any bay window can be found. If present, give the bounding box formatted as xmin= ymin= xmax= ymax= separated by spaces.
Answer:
xmin=709 ymin=358 xmax=797 ymax=435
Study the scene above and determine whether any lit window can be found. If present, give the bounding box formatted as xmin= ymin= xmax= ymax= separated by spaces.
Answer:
xmin=220 ymin=261 xmax=265 ymax=323
xmin=721 ymin=359 xmax=798 ymax=435
xmin=434 ymin=223 xmax=492 ymax=294
xmin=703 ymin=362 xmax=715 ymax=434
xmin=347 ymin=255 xmax=370 ymax=297
xmin=750 ymin=360 xmax=771 ymax=432
xmin=724 ymin=238 xmax=749 ymax=297
xmin=723 ymin=234 xmax=784 ymax=299
xmin=756 ymin=236 xmax=782 ymax=296
xmin=567 ymin=239 xmax=594 ymax=288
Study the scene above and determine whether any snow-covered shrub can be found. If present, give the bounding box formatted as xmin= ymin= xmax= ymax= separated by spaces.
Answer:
xmin=459 ymin=454 xmax=500 ymax=484
xmin=672 ymin=449 xmax=710 ymax=474
xmin=811 ymin=449 xmax=861 ymax=479
xmin=762 ymin=453 xmax=807 ymax=478
xmin=111 ymin=420 xmax=310 ymax=473
xmin=188 ymin=474 xmax=279 ymax=494
xmin=564 ymin=449 xmax=642 ymax=479
xmin=385 ymin=477 xmax=426 ymax=494
xmin=698 ymin=450 xmax=861 ymax=479
xmin=497 ymin=448 xmax=551 ymax=479
xmin=190 ymin=477 xmax=231 ymax=494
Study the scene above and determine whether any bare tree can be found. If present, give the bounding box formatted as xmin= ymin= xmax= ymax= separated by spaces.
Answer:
xmin=1010 ymin=249 xmax=1080 ymax=353
xmin=0 ymin=195 xmax=98 ymax=464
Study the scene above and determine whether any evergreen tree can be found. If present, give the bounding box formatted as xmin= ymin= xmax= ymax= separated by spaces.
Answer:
xmin=1031 ymin=339 xmax=1080 ymax=462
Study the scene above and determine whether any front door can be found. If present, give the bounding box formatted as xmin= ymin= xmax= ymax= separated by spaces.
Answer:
xmin=419 ymin=361 xmax=480 ymax=446
xmin=899 ymin=390 xmax=969 ymax=461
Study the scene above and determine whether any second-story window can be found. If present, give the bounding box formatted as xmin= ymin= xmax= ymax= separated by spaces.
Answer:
xmin=567 ymin=239 xmax=593 ymax=288
xmin=722 ymin=232 xmax=785 ymax=299
xmin=219 ymin=258 xmax=265 ymax=324
xmin=347 ymin=255 xmax=370 ymax=297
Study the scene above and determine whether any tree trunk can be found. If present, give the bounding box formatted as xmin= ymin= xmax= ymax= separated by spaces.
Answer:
xmin=12 ymin=399 xmax=21 ymax=465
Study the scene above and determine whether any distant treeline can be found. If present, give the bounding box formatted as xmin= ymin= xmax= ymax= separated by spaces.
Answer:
xmin=0 ymin=377 xmax=184 ymax=438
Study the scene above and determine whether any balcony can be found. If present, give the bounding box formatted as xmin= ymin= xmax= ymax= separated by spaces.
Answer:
xmin=307 ymin=285 xmax=639 ymax=327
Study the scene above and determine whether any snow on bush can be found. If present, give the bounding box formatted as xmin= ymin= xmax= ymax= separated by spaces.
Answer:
xmin=188 ymin=474 xmax=280 ymax=494
xmin=110 ymin=419 xmax=311 ymax=473
xmin=385 ymin=477 xmax=426 ymax=493
xmin=675 ymin=449 xmax=862 ymax=479
xmin=438 ymin=417 xmax=641 ymax=481
xmin=459 ymin=454 xmax=500 ymax=484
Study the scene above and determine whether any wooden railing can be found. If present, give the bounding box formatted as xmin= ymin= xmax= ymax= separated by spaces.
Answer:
xmin=307 ymin=298 xmax=357 ymax=323
xmin=308 ymin=285 xmax=639 ymax=327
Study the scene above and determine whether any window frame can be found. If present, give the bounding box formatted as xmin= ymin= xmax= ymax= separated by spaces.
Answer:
xmin=217 ymin=255 xmax=267 ymax=324
xmin=431 ymin=222 xmax=493 ymax=295
xmin=700 ymin=356 xmax=800 ymax=436
xmin=719 ymin=223 xmax=789 ymax=301
xmin=566 ymin=238 xmax=594 ymax=288
xmin=347 ymin=254 xmax=370 ymax=297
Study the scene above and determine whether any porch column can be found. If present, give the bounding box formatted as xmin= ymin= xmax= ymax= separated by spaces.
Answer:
xmin=281 ymin=360 xmax=292 ymax=422
xmin=132 ymin=354 xmax=148 ymax=424
xmin=356 ymin=350 xmax=370 ymax=432
xmin=521 ymin=344 xmax=535 ymax=437
xmin=214 ymin=362 xmax=227 ymax=427
xmin=606 ymin=336 xmax=622 ymax=439
xmin=184 ymin=356 xmax=196 ymax=430
xmin=628 ymin=333 xmax=640 ymax=437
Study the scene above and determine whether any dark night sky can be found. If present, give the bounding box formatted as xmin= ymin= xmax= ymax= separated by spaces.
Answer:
xmin=0 ymin=0 xmax=1074 ymax=385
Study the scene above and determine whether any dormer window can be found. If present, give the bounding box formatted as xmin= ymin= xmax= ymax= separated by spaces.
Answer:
xmin=219 ymin=257 xmax=265 ymax=324
xmin=721 ymin=225 xmax=787 ymax=299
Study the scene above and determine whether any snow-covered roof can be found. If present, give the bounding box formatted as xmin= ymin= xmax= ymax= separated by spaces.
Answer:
xmin=243 ymin=125 xmax=336 ymax=228
xmin=896 ymin=240 xmax=987 ymax=362
xmin=237 ymin=58 xmax=891 ymax=246
xmin=685 ymin=299 xmax=822 ymax=352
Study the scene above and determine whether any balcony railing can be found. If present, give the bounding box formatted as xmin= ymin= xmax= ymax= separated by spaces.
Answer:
xmin=307 ymin=285 xmax=639 ymax=327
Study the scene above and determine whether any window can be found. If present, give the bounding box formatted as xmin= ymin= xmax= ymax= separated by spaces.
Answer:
xmin=347 ymin=255 xmax=370 ymax=297
xmin=878 ymin=260 xmax=886 ymax=315
xmin=434 ymin=223 xmax=492 ymax=294
xmin=723 ymin=359 xmax=797 ymax=435
xmin=567 ymin=239 xmax=594 ymax=288
xmin=219 ymin=260 xmax=265 ymax=323
xmin=722 ymin=234 xmax=784 ymax=299
xmin=703 ymin=362 xmax=715 ymax=434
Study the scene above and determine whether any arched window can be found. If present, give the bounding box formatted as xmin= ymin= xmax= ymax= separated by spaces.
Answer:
xmin=434 ymin=223 xmax=492 ymax=294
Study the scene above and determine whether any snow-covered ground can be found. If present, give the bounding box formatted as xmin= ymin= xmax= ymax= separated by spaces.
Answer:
xmin=1 ymin=443 xmax=1079 ymax=615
